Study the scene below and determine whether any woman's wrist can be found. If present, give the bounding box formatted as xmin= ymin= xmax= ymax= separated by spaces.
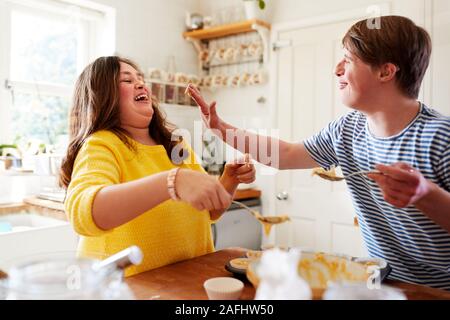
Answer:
xmin=167 ymin=168 xmax=181 ymax=200
xmin=219 ymin=173 xmax=239 ymax=196
xmin=218 ymin=121 xmax=232 ymax=140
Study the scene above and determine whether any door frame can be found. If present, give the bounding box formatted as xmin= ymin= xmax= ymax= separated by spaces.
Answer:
xmin=267 ymin=2 xmax=391 ymax=245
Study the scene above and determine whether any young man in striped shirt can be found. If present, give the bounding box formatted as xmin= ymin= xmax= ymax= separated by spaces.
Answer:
xmin=188 ymin=16 xmax=450 ymax=290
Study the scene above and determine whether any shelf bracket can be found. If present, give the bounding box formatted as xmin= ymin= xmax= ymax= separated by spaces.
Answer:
xmin=251 ymin=23 xmax=270 ymax=66
xmin=185 ymin=37 xmax=205 ymax=76
xmin=185 ymin=37 xmax=203 ymax=53
xmin=4 ymin=79 xmax=13 ymax=90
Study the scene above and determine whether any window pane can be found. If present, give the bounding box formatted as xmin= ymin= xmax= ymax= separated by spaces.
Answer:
xmin=10 ymin=92 xmax=69 ymax=146
xmin=10 ymin=10 xmax=78 ymax=85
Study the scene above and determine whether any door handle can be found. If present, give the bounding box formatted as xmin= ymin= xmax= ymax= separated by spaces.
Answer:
xmin=276 ymin=191 xmax=289 ymax=201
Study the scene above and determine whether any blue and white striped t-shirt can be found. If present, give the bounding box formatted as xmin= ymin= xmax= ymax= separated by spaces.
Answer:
xmin=304 ymin=103 xmax=450 ymax=290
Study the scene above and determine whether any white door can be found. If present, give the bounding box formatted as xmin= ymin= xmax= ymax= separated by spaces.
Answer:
xmin=273 ymin=19 xmax=368 ymax=257
xmin=430 ymin=0 xmax=450 ymax=116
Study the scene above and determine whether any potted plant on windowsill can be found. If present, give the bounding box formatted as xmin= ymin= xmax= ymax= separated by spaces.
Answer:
xmin=243 ymin=0 xmax=266 ymax=20
xmin=0 ymin=144 xmax=21 ymax=171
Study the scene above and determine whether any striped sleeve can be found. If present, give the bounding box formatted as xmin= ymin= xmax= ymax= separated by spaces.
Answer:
xmin=436 ymin=143 xmax=450 ymax=192
xmin=303 ymin=114 xmax=348 ymax=169
xmin=65 ymin=135 xmax=121 ymax=237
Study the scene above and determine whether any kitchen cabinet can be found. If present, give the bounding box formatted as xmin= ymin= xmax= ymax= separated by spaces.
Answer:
xmin=212 ymin=197 xmax=262 ymax=251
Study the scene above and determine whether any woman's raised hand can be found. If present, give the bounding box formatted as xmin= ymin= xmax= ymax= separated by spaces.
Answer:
xmin=175 ymin=169 xmax=232 ymax=212
xmin=222 ymin=154 xmax=256 ymax=185
xmin=186 ymin=84 xmax=224 ymax=131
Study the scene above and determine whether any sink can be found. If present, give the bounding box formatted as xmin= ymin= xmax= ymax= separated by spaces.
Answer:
xmin=0 ymin=212 xmax=79 ymax=270
xmin=0 ymin=213 xmax=66 ymax=232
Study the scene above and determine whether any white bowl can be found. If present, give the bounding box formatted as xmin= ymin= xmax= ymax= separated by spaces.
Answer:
xmin=203 ymin=277 xmax=244 ymax=300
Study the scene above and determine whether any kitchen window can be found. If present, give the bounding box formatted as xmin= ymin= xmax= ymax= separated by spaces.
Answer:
xmin=0 ymin=0 xmax=115 ymax=150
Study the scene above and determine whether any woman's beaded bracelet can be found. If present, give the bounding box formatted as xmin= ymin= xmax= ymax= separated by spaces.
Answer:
xmin=167 ymin=168 xmax=180 ymax=201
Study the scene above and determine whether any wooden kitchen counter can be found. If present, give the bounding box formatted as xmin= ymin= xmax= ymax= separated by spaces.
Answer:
xmin=126 ymin=248 xmax=450 ymax=300
xmin=126 ymin=248 xmax=255 ymax=300
xmin=233 ymin=188 xmax=261 ymax=201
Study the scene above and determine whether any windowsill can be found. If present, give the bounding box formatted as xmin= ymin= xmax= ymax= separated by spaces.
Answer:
xmin=0 ymin=170 xmax=35 ymax=177
xmin=0 ymin=197 xmax=66 ymax=221
xmin=0 ymin=169 xmax=58 ymax=177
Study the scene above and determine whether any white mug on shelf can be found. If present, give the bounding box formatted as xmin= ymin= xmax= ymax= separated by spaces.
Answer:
xmin=240 ymin=72 xmax=251 ymax=86
xmin=248 ymin=41 xmax=263 ymax=58
xmin=211 ymin=74 xmax=223 ymax=89
xmin=224 ymin=47 xmax=235 ymax=62
xmin=230 ymin=74 xmax=241 ymax=88
xmin=199 ymin=50 xmax=209 ymax=64
xmin=202 ymin=75 xmax=213 ymax=89
xmin=250 ymin=69 xmax=267 ymax=85
xmin=221 ymin=75 xmax=230 ymax=87
xmin=239 ymin=43 xmax=249 ymax=58
xmin=216 ymin=48 xmax=226 ymax=63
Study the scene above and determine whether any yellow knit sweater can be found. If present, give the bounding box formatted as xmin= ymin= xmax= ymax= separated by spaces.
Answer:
xmin=65 ymin=130 xmax=215 ymax=277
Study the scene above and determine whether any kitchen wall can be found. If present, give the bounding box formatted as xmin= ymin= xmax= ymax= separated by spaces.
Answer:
xmin=92 ymin=0 xmax=201 ymax=74
xmin=199 ymin=0 xmax=424 ymax=23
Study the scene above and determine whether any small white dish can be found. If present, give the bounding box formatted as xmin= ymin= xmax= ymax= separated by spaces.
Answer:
xmin=203 ymin=277 xmax=244 ymax=300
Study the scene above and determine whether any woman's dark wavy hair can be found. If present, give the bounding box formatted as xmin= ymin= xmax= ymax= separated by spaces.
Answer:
xmin=59 ymin=56 xmax=183 ymax=188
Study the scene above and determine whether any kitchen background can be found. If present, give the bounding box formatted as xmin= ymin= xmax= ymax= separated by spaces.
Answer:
xmin=0 ymin=0 xmax=449 ymax=269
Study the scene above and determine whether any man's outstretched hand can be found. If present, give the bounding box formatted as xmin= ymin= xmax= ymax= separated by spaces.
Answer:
xmin=186 ymin=84 xmax=224 ymax=131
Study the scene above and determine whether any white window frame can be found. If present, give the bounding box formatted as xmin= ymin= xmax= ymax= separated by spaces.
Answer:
xmin=0 ymin=0 xmax=115 ymax=144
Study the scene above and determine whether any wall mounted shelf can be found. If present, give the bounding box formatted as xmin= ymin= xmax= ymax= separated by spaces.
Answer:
xmin=183 ymin=19 xmax=271 ymax=41
xmin=183 ymin=19 xmax=271 ymax=88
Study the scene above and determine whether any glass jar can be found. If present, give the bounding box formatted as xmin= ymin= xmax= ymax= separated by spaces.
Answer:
xmin=323 ymin=283 xmax=406 ymax=300
xmin=151 ymin=82 xmax=165 ymax=103
xmin=165 ymin=84 xmax=177 ymax=104
xmin=0 ymin=253 xmax=135 ymax=300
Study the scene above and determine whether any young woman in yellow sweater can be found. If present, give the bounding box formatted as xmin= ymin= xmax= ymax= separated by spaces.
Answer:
xmin=59 ymin=56 xmax=255 ymax=276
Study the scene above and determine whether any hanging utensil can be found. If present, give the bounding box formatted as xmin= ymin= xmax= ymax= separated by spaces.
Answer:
xmin=92 ymin=246 xmax=143 ymax=272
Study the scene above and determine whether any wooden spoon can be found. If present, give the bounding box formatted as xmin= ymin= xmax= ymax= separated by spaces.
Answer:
xmin=312 ymin=167 xmax=382 ymax=182
xmin=232 ymin=201 xmax=291 ymax=236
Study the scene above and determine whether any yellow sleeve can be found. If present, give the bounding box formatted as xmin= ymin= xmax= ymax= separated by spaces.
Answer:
xmin=65 ymin=135 xmax=121 ymax=237
xmin=181 ymin=142 xmax=224 ymax=224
